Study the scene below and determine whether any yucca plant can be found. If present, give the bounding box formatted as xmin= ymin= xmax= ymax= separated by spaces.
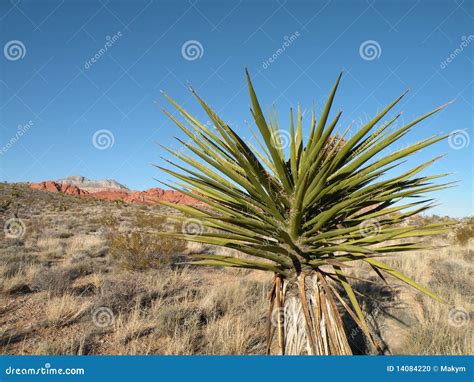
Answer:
xmin=158 ymin=70 xmax=453 ymax=355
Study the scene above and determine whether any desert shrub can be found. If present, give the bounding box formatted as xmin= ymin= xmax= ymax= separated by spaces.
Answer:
xmin=0 ymin=262 xmax=38 ymax=295
xmin=94 ymin=246 xmax=109 ymax=258
xmin=109 ymin=231 xmax=185 ymax=271
xmin=420 ymin=215 xmax=453 ymax=224
xmin=0 ymin=327 xmax=33 ymax=347
xmin=58 ymin=231 xmax=74 ymax=239
xmin=32 ymin=265 xmax=90 ymax=296
xmin=0 ymin=250 xmax=39 ymax=277
xmin=452 ymin=219 xmax=474 ymax=246
xmin=100 ymin=209 xmax=185 ymax=270
xmin=133 ymin=211 xmax=167 ymax=229
xmin=95 ymin=275 xmax=154 ymax=314
xmin=98 ymin=213 xmax=121 ymax=230
xmin=430 ymin=259 xmax=473 ymax=292
xmin=2 ymin=259 xmax=31 ymax=279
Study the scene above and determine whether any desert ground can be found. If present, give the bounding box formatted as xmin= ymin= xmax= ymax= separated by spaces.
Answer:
xmin=0 ymin=183 xmax=472 ymax=355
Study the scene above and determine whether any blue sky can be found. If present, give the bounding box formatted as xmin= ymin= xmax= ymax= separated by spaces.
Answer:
xmin=0 ymin=0 xmax=472 ymax=217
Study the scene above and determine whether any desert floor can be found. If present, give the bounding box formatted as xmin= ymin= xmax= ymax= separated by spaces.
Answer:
xmin=0 ymin=183 xmax=472 ymax=355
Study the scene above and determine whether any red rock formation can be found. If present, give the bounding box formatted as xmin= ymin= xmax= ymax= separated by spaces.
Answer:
xmin=87 ymin=190 xmax=130 ymax=202
xmin=124 ymin=188 xmax=197 ymax=205
xmin=30 ymin=181 xmax=89 ymax=196
xmin=29 ymin=180 xmax=198 ymax=205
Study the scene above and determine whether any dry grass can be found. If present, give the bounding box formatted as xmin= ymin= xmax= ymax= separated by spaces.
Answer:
xmin=67 ymin=234 xmax=105 ymax=253
xmin=0 ymin=262 xmax=38 ymax=294
xmin=0 ymin=183 xmax=471 ymax=355
xmin=45 ymin=294 xmax=90 ymax=326
xmin=451 ymin=218 xmax=474 ymax=246
xmin=204 ymin=314 xmax=265 ymax=354
xmin=384 ymin=243 xmax=472 ymax=355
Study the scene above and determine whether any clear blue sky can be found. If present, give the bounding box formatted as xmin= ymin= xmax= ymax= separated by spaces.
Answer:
xmin=1 ymin=0 xmax=472 ymax=217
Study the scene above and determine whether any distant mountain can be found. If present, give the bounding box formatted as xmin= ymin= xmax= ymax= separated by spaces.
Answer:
xmin=30 ymin=180 xmax=89 ymax=196
xmin=56 ymin=176 xmax=129 ymax=192
xmin=29 ymin=176 xmax=198 ymax=206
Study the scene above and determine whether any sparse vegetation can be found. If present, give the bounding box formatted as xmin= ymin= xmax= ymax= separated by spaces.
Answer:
xmin=45 ymin=294 xmax=89 ymax=326
xmin=452 ymin=218 xmax=474 ymax=246
xmin=108 ymin=227 xmax=185 ymax=271
xmin=0 ymin=182 xmax=471 ymax=355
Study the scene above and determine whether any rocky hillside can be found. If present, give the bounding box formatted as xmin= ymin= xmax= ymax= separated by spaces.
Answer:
xmin=30 ymin=181 xmax=89 ymax=196
xmin=56 ymin=176 xmax=129 ymax=192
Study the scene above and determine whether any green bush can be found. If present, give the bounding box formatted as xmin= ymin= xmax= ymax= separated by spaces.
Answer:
xmin=109 ymin=230 xmax=186 ymax=271
xmin=453 ymin=218 xmax=474 ymax=246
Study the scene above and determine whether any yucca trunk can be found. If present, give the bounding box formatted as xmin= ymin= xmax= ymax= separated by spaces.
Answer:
xmin=268 ymin=273 xmax=352 ymax=355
